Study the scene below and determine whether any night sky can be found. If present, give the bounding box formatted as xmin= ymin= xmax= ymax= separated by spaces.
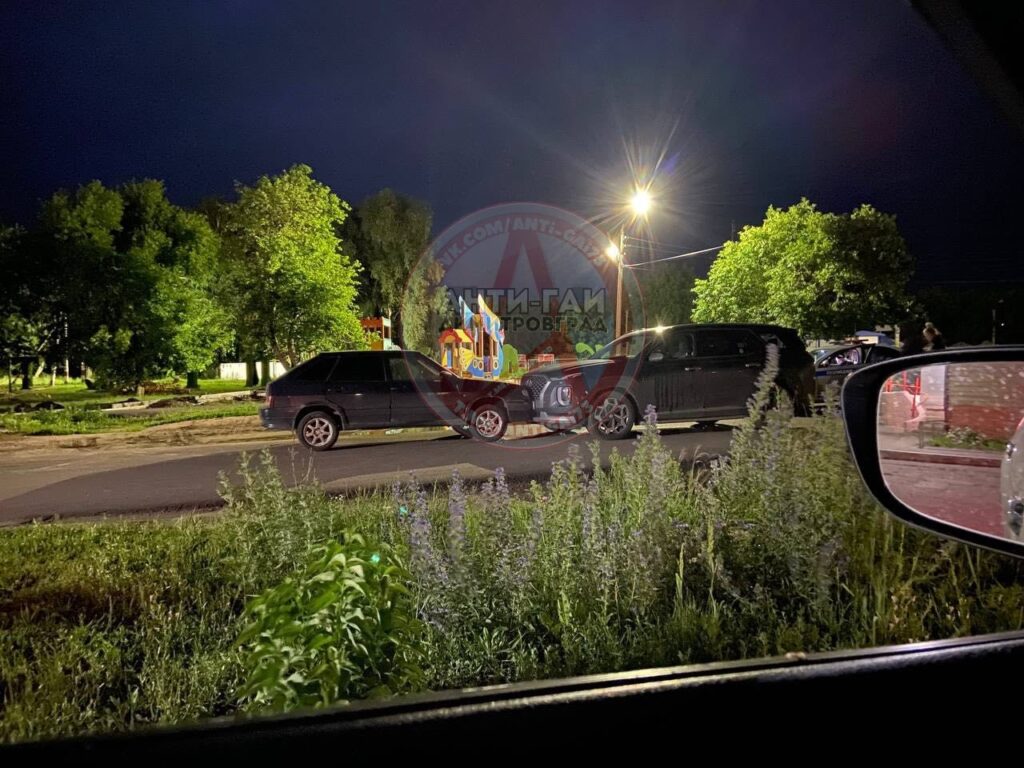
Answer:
xmin=2 ymin=0 xmax=1022 ymax=283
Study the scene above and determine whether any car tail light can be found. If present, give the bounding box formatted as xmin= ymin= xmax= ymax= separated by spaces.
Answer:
xmin=266 ymin=395 xmax=274 ymax=409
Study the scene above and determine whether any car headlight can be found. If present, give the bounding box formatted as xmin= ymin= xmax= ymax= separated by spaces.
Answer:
xmin=553 ymin=384 xmax=573 ymax=406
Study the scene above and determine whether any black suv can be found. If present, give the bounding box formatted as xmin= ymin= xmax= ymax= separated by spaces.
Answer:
xmin=520 ymin=323 xmax=815 ymax=439
xmin=261 ymin=350 xmax=533 ymax=450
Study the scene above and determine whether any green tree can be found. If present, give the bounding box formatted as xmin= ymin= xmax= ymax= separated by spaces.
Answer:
xmin=0 ymin=224 xmax=40 ymax=389
xmin=116 ymin=181 xmax=233 ymax=388
xmin=35 ymin=181 xmax=128 ymax=387
xmin=345 ymin=189 xmax=433 ymax=344
xmin=692 ymin=199 xmax=914 ymax=338
xmin=29 ymin=180 xmax=232 ymax=391
xmin=400 ymin=260 xmax=452 ymax=355
xmin=222 ymin=165 xmax=364 ymax=370
xmin=632 ymin=261 xmax=695 ymax=328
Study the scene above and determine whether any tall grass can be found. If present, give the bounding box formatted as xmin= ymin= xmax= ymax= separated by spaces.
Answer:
xmin=1 ymin=371 xmax=1022 ymax=743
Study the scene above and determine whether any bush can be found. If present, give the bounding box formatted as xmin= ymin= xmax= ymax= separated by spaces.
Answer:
xmin=237 ymin=534 xmax=423 ymax=711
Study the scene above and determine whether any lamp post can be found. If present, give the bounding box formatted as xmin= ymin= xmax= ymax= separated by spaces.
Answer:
xmin=606 ymin=188 xmax=652 ymax=339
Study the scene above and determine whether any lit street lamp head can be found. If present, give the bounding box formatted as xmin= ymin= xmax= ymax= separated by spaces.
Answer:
xmin=605 ymin=242 xmax=621 ymax=261
xmin=630 ymin=188 xmax=652 ymax=217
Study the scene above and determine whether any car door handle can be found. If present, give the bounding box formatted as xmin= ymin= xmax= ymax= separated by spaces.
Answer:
xmin=745 ymin=363 xmax=761 ymax=368
xmin=683 ymin=366 xmax=698 ymax=372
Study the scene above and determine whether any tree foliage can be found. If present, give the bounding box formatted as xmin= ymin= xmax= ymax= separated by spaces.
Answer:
xmin=221 ymin=165 xmax=364 ymax=368
xmin=344 ymin=188 xmax=433 ymax=347
xmin=8 ymin=180 xmax=232 ymax=390
xmin=633 ymin=261 xmax=695 ymax=328
xmin=692 ymin=199 xmax=914 ymax=338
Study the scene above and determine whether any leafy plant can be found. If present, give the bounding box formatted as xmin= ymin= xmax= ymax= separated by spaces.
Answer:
xmin=236 ymin=534 xmax=424 ymax=711
xmin=930 ymin=426 xmax=1007 ymax=452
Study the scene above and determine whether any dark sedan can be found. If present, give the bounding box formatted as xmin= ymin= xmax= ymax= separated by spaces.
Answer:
xmin=261 ymin=350 xmax=533 ymax=449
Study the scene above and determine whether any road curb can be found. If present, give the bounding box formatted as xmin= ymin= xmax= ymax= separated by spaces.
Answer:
xmin=880 ymin=448 xmax=1002 ymax=468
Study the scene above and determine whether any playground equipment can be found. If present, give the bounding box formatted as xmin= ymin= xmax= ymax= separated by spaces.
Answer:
xmin=361 ymin=317 xmax=397 ymax=350
xmin=438 ymin=295 xmax=505 ymax=378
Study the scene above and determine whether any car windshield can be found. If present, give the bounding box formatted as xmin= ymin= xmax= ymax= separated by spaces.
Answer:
xmin=3 ymin=0 xmax=1024 ymax=747
xmin=590 ymin=331 xmax=649 ymax=360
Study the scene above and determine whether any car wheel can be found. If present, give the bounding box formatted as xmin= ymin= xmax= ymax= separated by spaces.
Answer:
xmin=296 ymin=410 xmax=339 ymax=451
xmin=586 ymin=391 xmax=635 ymax=440
xmin=468 ymin=403 xmax=508 ymax=442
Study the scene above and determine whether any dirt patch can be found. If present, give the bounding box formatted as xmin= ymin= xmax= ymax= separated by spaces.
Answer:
xmin=146 ymin=396 xmax=200 ymax=409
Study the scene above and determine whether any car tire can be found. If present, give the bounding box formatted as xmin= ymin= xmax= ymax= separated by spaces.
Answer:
xmin=467 ymin=403 xmax=508 ymax=442
xmin=296 ymin=410 xmax=339 ymax=451
xmin=586 ymin=391 xmax=636 ymax=440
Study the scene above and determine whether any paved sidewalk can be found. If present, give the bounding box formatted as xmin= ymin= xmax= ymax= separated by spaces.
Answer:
xmin=879 ymin=430 xmax=1004 ymax=468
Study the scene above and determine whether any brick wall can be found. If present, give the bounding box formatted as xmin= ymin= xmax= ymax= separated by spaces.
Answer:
xmin=947 ymin=362 xmax=1024 ymax=440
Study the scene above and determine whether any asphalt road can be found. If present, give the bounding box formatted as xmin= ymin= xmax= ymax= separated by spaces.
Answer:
xmin=0 ymin=424 xmax=734 ymax=524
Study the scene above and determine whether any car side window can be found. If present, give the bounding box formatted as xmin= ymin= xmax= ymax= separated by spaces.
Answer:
xmin=664 ymin=331 xmax=695 ymax=359
xmin=389 ymin=354 xmax=440 ymax=383
xmin=289 ymin=355 xmax=337 ymax=381
xmin=388 ymin=356 xmax=413 ymax=382
xmin=329 ymin=355 xmax=385 ymax=382
xmin=826 ymin=348 xmax=862 ymax=366
xmin=695 ymin=330 xmax=757 ymax=358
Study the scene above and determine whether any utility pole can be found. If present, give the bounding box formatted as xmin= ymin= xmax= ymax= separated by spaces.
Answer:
xmin=614 ymin=227 xmax=625 ymax=339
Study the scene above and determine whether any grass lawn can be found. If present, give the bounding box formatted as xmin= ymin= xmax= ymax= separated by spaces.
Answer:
xmin=0 ymin=378 xmax=251 ymax=408
xmin=0 ymin=402 xmax=260 ymax=436
xmin=0 ymin=378 xmax=258 ymax=435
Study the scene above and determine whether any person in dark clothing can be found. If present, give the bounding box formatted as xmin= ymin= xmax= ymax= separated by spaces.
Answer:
xmin=923 ymin=322 xmax=946 ymax=351
xmin=900 ymin=325 xmax=926 ymax=356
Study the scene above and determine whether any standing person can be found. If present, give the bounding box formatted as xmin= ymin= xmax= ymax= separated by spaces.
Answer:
xmin=923 ymin=322 xmax=946 ymax=351
xmin=900 ymin=322 xmax=926 ymax=356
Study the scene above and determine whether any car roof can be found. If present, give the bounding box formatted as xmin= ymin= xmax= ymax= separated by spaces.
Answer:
xmin=636 ymin=322 xmax=799 ymax=335
xmin=319 ymin=350 xmax=409 ymax=357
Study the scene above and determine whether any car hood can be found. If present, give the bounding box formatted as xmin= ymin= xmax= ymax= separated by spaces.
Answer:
xmin=527 ymin=357 xmax=622 ymax=379
xmin=457 ymin=377 xmax=525 ymax=396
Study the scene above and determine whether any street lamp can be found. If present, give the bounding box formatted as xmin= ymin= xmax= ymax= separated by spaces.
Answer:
xmin=630 ymin=188 xmax=652 ymax=217
xmin=607 ymin=188 xmax=653 ymax=338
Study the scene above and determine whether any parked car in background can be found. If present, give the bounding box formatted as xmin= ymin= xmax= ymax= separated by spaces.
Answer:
xmin=814 ymin=342 xmax=902 ymax=400
xmin=261 ymin=351 xmax=533 ymax=449
xmin=521 ymin=324 xmax=815 ymax=439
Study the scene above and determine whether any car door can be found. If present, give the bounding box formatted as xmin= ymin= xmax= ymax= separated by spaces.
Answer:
xmin=815 ymin=345 xmax=865 ymax=397
xmin=695 ymin=328 xmax=765 ymax=414
xmin=634 ymin=329 xmax=703 ymax=418
xmin=325 ymin=353 xmax=390 ymax=428
xmin=387 ymin=352 xmax=451 ymax=426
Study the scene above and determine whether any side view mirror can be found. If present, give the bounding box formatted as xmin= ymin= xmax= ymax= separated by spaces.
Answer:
xmin=648 ymin=351 xmax=665 ymax=363
xmin=842 ymin=347 xmax=1024 ymax=557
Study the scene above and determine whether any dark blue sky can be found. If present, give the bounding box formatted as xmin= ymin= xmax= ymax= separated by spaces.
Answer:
xmin=2 ymin=0 xmax=1022 ymax=282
